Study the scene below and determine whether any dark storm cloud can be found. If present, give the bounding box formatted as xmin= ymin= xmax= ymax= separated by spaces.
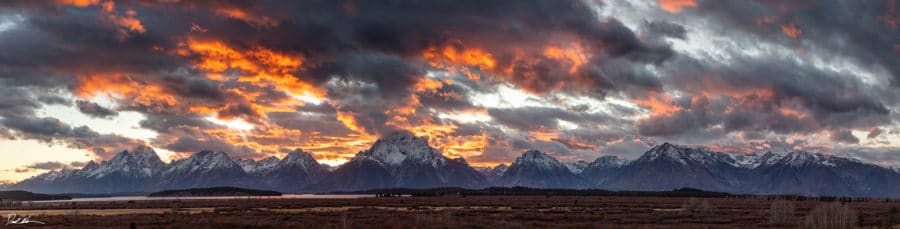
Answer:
xmin=24 ymin=161 xmax=71 ymax=171
xmin=0 ymin=115 xmax=145 ymax=159
xmin=416 ymin=83 xmax=473 ymax=110
xmin=76 ymin=100 xmax=118 ymax=118
xmin=488 ymin=106 xmax=615 ymax=131
xmin=267 ymin=112 xmax=355 ymax=137
xmin=0 ymin=0 xmax=897 ymax=166
xmin=180 ymin=0 xmax=672 ymax=97
xmin=643 ymin=20 xmax=687 ymax=40
xmin=37 ymin=95 xmax=71 ymax=105
xmin=829 ymin=130 xmax=860 ymax=144
xmin=310 ymin=53 xmax=424 ymax=100
xmin=692 ymin=0 xmax=900 ymax=86
xmin=638 ymin=51 xmax=893 ymax=140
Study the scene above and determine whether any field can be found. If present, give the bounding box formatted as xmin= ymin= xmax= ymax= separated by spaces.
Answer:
xmin=2 ymin=196 xmax=899 ymax=228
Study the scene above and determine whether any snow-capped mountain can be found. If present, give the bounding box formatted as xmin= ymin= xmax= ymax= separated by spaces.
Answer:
xmin=565 ymin=160 xmax=589 ymax=174
xmin=158 ymin=150 xmax=260 ymax=190
xmin=599 ymin=143 xmax=757 ymax=192
xmin=261 ymin=149 xmax=330 ymax=192
xmin=748 ymin=151 xmax=900 ymax=197
xmin=579 ymin=155 xmax=628 ymax=185
xmin=9 ymin=147 xmax=166 ymax=194
xmin=585 ymin=143 xmax=900 ymax=197
xmin=9 ymin=140 xmax=900 ymax=197
xmin=497 ymin=150 xmax=588 ymax=189
xmin=314 ymin=131 xmax=487 ymax=191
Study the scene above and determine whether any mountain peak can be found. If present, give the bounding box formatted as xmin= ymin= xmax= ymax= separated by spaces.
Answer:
xmin=513 ymin=150 xmax=564 ymax=170
xmin=184 ymin=150 xmax=235 ymax=168
xmin=356 ymin=130 xmax=445 ymax=167
xmin=521 ymin=149 xmax=550 ymax=158
xmin=110 ymin=146 xmax=162 ymax=164
xmin=83 ymin=160 xmax=99 ymax=170
xmin=590 ymin=155 xmax=626 ymax=168
xmin=280 ymin=149 xmax=321 ymax=169
xmin=502 ymin=150 xmax=587 ymax=188
xmin=284 ymin=149 xmax=315 ymax=161
xmin=565 ymin=160 xmax=589 ymax=174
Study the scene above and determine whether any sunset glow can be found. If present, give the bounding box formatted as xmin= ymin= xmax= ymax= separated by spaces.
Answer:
xmin=0 ymin=0 xmax=898 ymax=182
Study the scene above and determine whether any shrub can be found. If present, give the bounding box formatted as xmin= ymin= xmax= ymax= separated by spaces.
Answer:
xmin=802 ymin=202 xmax=858 ymax=229
xmin=768 ymin=201 xmax=796 ymax=226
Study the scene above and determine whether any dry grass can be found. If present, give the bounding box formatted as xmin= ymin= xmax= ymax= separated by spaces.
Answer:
xmin=1 ymin=196 xmax=897 ymax=228
xmin=803 ymin=202 xmax=858 ymax=229
xmin=768 ymin=200 xmax=797 ymax=226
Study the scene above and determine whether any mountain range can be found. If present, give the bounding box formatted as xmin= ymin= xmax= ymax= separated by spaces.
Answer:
xmin=6 ymin=132 xmax=900 ymax=197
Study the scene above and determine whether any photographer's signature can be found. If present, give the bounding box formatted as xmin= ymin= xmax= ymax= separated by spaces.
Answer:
xmin=6 ymin=214 xmax=45 ymax=225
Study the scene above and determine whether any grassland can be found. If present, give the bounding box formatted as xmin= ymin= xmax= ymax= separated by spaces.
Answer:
xmin=1 ymin=196 xmax=899 ymax=228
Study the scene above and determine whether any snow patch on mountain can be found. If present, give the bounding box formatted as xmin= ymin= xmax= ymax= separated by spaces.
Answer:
xmin=353 ymin=131 xmax=446 ymax=168
xmin=279 ymin=150 xmax=321 ymax=171
xmin=239 ymin=156 xmax=280 ymax=174
xmin=515 ymin=150 xmax=566 ymax=171
xmin=84 ymin=146 xmax=165 ymax=179
xmin=589 ymin=156 xmax=628 ymax=168
xmin=162 ymin=150 xmax=238 ymax=176
xmin=565 ymin=161 xmax=589 ymax=174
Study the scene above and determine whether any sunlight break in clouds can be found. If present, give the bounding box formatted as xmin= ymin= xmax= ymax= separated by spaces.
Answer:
xmin=0 ymin=0 xmax=898 ymax=182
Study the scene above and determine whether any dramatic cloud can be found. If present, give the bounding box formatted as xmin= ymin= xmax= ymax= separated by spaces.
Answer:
xmin=76 ymin=100 xmax=118 ymax=118
xmin=0 ymin=0 xmax=897 ymax=172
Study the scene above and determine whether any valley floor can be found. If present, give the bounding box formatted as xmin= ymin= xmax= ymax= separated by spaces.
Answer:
xmin=2 ymin=196 xmax=899 ymax=228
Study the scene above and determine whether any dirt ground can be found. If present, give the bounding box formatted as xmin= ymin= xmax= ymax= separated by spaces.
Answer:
xmin=2 ymin=196 xmax=899 ymax=228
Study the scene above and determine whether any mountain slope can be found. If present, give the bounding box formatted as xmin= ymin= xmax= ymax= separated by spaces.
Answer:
xmin=158 ymin=151 xmax=260 ymax=190
xmin=748 ymin=151 xmax=900 ymax=197
xmin=9 ymin=147 xmax=165 ymax=194
xmin=601 ymin=143 xmax=752 ymax=192
xmin=595 ymin=143 xmax=900 ymax=197
xmin=497 ymin=150 xmax=588 ymax=189
xmin=261 ymin=149 xmax=330 ymax=192
xmin=314 ymin=131 xmax=487 ymax=191
xmin=579 ymin=156 xmax=627 ymax=185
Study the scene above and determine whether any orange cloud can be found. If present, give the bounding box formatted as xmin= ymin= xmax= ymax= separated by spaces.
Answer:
xmin=75 ymin=74 xmax=178 ymax=111
xmin=423 ymin=45 xmax=497 ymax=71
xmin=632 ymin=92 xmax=680 ymax=116
xmin=185 ymin=38 xmax=323 ymax=99
xmin=56 ymin=0 xmax=101 ymax=7
xmin=57 ymin=0 xmax=145 ymax=37
xmin=657 ymin=0 xmax=697 ymax=13
xmin=214 ymin=7 xmax=278 ymax=27
xmin=543 ymin=45 xmax=588 ymax=74
xmin=781 ymin=22 xmax=802 ymax=39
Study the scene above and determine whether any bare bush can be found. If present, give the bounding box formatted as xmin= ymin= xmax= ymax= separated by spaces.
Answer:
xmin=768 ymin=200 xmax=797 ymax=226
xmin=803 ymin=202 xmax=858 ymax=229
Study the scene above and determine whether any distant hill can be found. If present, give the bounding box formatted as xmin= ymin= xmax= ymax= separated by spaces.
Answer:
xmin=0 ymin=190 xmax=71 ymax=201
xmin=335 ymin=186 xmax=733 ymax=198
xmin=148 ymin=186 xmax=281 ymax=197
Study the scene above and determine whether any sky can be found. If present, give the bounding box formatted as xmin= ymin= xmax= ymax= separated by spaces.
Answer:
xmin=0 ymin=0 xmax=898 ymax=182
